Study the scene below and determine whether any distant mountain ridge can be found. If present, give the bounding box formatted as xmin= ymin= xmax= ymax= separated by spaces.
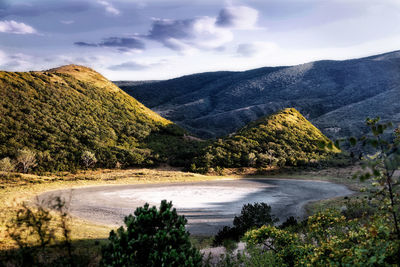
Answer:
xmin=116 ymin=50 xmax=400 ymax=139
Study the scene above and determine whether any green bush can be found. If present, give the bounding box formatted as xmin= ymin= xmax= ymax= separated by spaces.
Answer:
xmin=0 ymin=157 xmax=14 ymax=172
xmin=213 ymin=202 xmax=278 ymax=246
xmin=245 ymin=209 xmax=399 ymax=266
xmin=101 ymin=200 xmax=202 ymax=267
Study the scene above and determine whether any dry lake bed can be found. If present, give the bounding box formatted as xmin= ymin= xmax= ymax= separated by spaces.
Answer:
xmin=39 ymin=178 xmax=353 ymax=235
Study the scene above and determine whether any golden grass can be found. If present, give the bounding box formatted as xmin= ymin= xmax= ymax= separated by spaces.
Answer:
xmin=46 ymin=64 xmax=171 ymax=125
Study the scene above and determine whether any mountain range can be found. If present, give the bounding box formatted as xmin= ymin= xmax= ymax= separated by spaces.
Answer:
xmin=116 ymin=50 xmax=400 ymax=139
xmin=0 ymin=65 xmax=340 ymax=172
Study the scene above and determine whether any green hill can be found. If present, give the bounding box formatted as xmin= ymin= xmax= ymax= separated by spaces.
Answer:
xmin=191 ymin=108 xmax=340 ymax=172
xmin=0 ymin=65 xmax=200 ymax=172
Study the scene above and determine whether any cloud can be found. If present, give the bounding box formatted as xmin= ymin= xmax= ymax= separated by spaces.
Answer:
xmin=0 ymin=52 xmax=33 ymax=70
xmin=75 ymin=37 xmax=145 ymax=51
xmin=108 ymin=59 xmax=168 ymax=71
xmin=147 ymin=17 xmax=233 ymax=52
xmin=237 ymin=43 xmax=259 ymax=57
xmin=0 ymin=50 xmax=6 ymax=64
xmin=60 ymin=20 xmax=74 ymax=25
xmin=0 ymin=20 xmax=36 ymax=34
xmin=145 ymin=5 xmax=260 ymax=52
xmin=74 ymin=41 xmax=98 ymax=47
xmin=216 ymin=5 xmax=258 ymax=29
xmin=97 ymin=0 xmax=120 ymax=16
xmin=108 ymin=61 xmax=149 ymax=71
xmin=0 ymin=1 xmax=90 ymax=18
xmin=236 ymin=42 xmax=279 ymax=57
xmin=100 ymin=37 xmax=143 ymax=49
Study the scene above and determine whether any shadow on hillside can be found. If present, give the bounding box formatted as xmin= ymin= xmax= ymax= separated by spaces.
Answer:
xmin=0 ymin=238 xmax=108 ymax=267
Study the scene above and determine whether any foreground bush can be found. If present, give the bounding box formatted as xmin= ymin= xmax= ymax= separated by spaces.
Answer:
xmin=213 ymin=202 xmax=278 ymax=246
xmin=244 ymin=209 xmax=399 ymax=266
xmin=101 ymin=200 xmax=202 ymax=267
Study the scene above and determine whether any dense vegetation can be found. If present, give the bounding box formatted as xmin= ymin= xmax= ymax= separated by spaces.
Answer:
xmin=191 ymin=108 xmax=340 ymax=173
xmin=0 ymin=65 xmax=202 ymax=172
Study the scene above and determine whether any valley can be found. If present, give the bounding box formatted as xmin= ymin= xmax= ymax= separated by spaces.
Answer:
xmin=0 ymin=57 xmax=398 ymax=266
xmin=1 ymin=0 xmax=399 ymax=265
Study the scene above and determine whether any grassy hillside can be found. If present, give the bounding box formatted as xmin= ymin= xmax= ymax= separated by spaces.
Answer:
xmin=0 ymin=65 xmax=200 ymax=172
xmin=191 ymin=108 xmax=340 ymax=172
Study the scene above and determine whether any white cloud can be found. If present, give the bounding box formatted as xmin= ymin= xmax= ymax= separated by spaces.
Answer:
xmin=216 ymin=5 xmax=258 ymax=29
xmin=97 ymin=0 xmax=120 ymax=16
xmin=237 ymin=42 xmax=279 ymax=57
xmin=108 ymin=59 xmax=168 ymax=71
xmin=0 ymin=20 xmax=37 ymax=34
xmin=147 ymin=16 xmax=233 ymax=53
xmin=145 ymin=5 xmax=261 ymax=53
xmin=0 ymin=53 xmax=34 ymax=70
xmin=0 ymin=50 xmax=6 ymax=65
xmin=60 ymin=20 xmax=75 ymax=25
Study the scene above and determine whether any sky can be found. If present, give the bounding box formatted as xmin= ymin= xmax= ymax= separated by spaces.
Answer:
xmin=0 ymin=0 xmax=400 ymax=80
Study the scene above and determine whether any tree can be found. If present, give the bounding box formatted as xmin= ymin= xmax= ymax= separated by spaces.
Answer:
xmin=348 ymin=118 xmax=400 ymax=263
xmin=213 ymin=202 xmax=278 ymax=246
xmin=0 ymin=157 xmax=14 ymax=172
xmin=233 ymin=202 xmax=278 ymax=235
xmin=101 ymin=200 xmax=202 ymax=267
xmin=247 ymin=152 xmax=257 ymax=167
xmin=80 ymin=150 xmax=97 ymax=169
xmin=16 ymin=148 xmax=37 ymax=173
xmin=5 ymin=195 xmax=76 ymax=266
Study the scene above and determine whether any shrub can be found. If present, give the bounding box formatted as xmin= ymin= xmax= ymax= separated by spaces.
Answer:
xmin=80 ymin=150 xmax=97 ymax=169
xmin=0 ymin=157 xmax=14 ymax=172
xmin=213 ymin=226 xmax=239 ymax=247
xmin=233 ymin=202 xmax=278 ymax=234
xmin=213 ymin=202 xmax=278 ymax=246
xmin=244 ymin=209 xmax=399 ymax=266
xmin=16 ymin=148 xmax=37 ymax=173
xmin=279 ymin=216 xmax=299 ymax=230
xmin=101 ymin=200 xmax=202 ymax=267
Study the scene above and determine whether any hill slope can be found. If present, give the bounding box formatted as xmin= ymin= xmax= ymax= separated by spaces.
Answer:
xmin=191 ymin=108 xmax=339 ymax=172
xmin=0 ymin=65 xmax=197 ymax=171
xmin=116 ymin=50 xmax=400 ymax=139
